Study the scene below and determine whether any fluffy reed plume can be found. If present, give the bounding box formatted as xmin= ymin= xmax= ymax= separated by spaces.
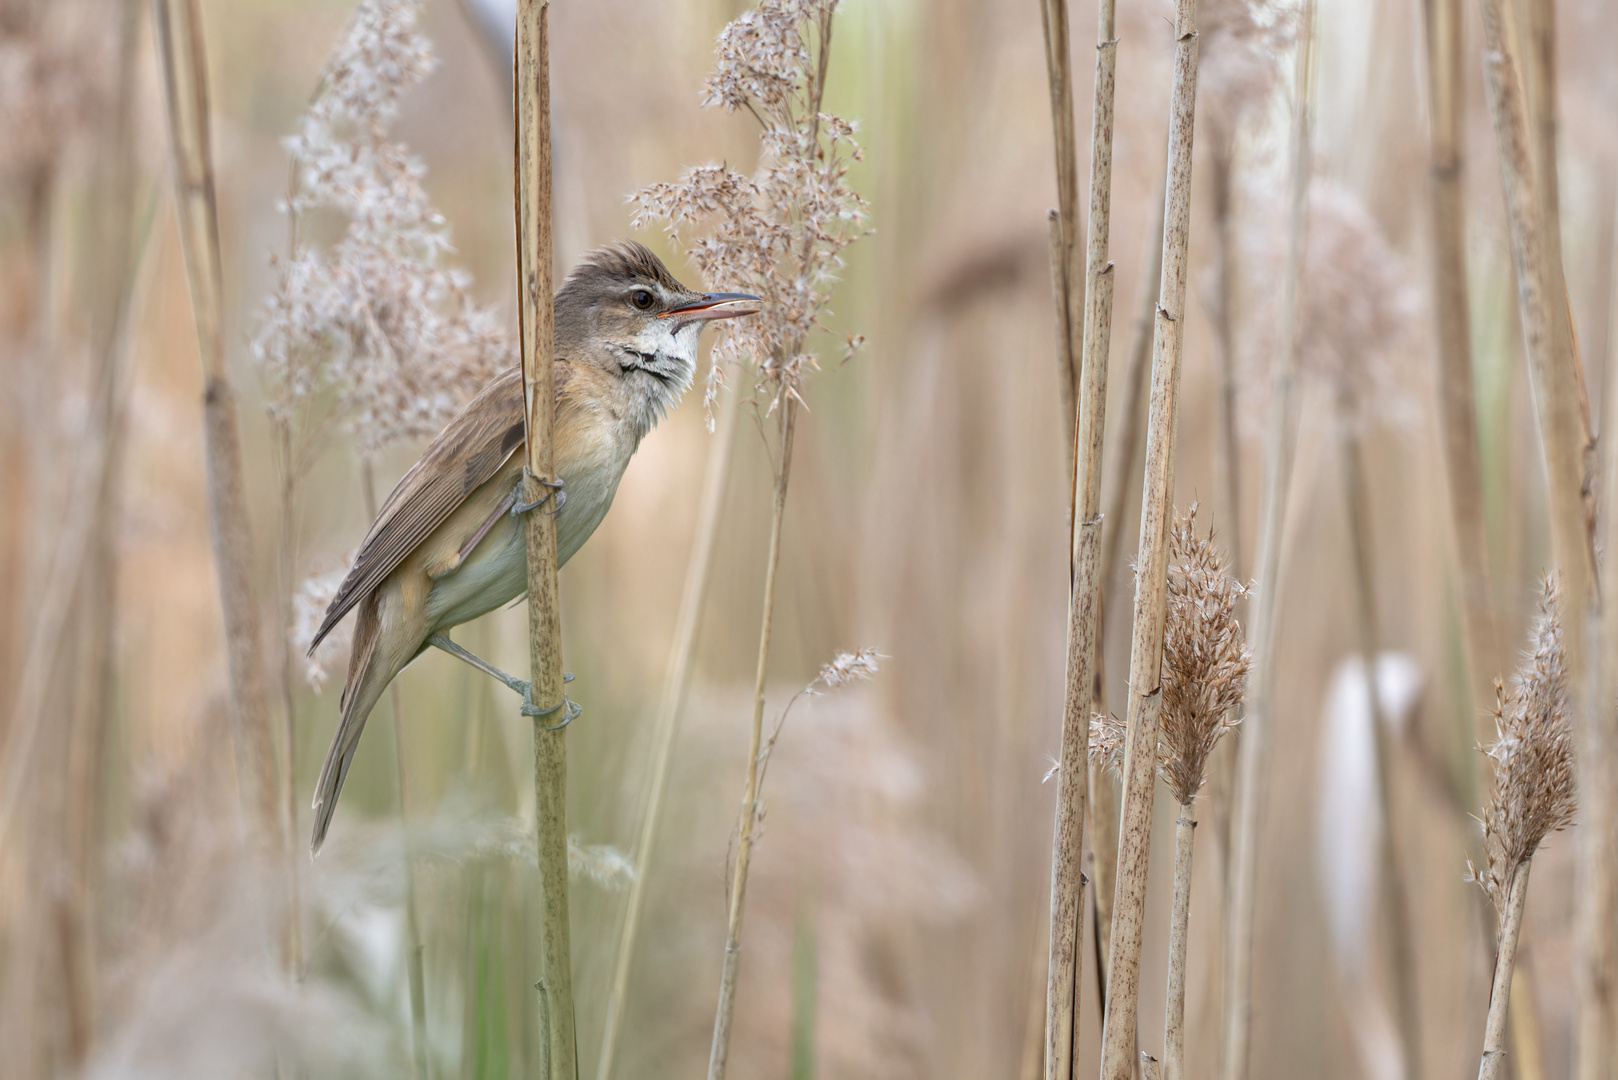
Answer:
xmin=0 ymin=0 xmax=116 ymax=193
xmin=632 ymin=5 xmax=867 ymax=1077
xmin=252 ymin=0 xmax=512 ymax=463
xmin=1468 ymin=577 xmax=1576 ymax=1080
xmin=1095 ymin=509 xmax=1250 ymax=1080
xmin=1157 ymin=510 xmax=1250 ymax=808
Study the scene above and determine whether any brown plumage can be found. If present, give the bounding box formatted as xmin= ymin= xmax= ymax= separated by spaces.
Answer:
xmin=307 ymin=242 xmax=759 ymax=853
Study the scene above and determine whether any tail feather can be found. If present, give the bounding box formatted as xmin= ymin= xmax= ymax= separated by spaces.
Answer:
xmin=311 ymin=592 xmax=387 ymax=855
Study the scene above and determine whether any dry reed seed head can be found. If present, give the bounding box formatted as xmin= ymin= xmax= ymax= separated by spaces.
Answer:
xmin=251 ymin=0 xmax=512 ymax=457
xmin=1089 ymin=711 xmax=1128 ymax=779
xmin=1197 ymin=0 xmax=1296 ymax=143
xmin=630 ymin=0 xmax=868 ymax=419
xmin=1159 ymin=504 xmax=1251 ymax=804
xmin=292 ymin=556 xmax=355 ymax=690
xmin=1469 ymin=575 xmax=1577 ymax=911
xmin=0 ymin=0 xmax=117 ymax=192
xmin=818 ymin=647 xmax=881 ymax=689
xmin=1237 ymin=178 xmax=1418 ymax=437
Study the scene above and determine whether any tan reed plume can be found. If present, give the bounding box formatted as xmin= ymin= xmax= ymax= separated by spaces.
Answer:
xmin=1469 ymin=576 xmax=1576 ymax=1080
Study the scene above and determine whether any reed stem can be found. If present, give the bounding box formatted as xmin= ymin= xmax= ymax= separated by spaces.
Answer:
xmin=707 ymin=395 xmax=799 ymax=1080
xmin=1475 ymin=4 xmax=1609 ymax=1071
xmin=1099 ymin=3 xmax=1199 ymax=1075
xmin=151 ymin=0 xmax=279 ymax=851
xmin=598 ymin=382 xmax=739 ymax=1080
xmin=514 ymin=4 xmax=575 ymax=1076
xmin=1222 ymin=8 xmax=1312 ymax=1075
xmin=1162 ymin=807 xmax=1195 ymax=1080
xmin=1042 ymin=0 xmax=1117 ymax=1072
xmin=1478 ymin=861 xmax=1532 ymax=1080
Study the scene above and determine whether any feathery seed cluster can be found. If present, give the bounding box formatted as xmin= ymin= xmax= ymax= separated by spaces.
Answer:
xmin=1471 ymin=576 xmax=1578 ymax=910
xmin=631 ymin=0 xmax=868 ymax=420
xmin=251 ymin=0 xmax=511 ymax=459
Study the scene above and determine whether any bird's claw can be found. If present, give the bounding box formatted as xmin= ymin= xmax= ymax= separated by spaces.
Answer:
xmin=512 ymin=471 xmax=566 ymax=517
xmin=519 ymin=672 xmax=581 ymax=730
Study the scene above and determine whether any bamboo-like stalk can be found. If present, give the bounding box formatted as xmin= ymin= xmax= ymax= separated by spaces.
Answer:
xmin=597 ymin=383 xmax=739 ymax=1080
xmin=1223 ymin=6 xmax=1314 ymax=1076
xmin=1043 ymin=0 xmax=1117 ymax=1072
xmin=1478 ymin=861 xmax=1532 ymax=1080
xmin=1038 ymin=0 xmax=1083 ymax=473
xmin=707 ymin=396 xmax=799 ymax=1080
xmin=1162 ymin=807 xmax=1195 ymax=1080
xmin=1420 ymin=0 xmax=1499 ymax=766
xmin=514 ymin=4 xmax=575 ymax=1076
xmin=360 ymin=462 xmax=431 ymax=1080
xmin=151 ymin=0 xmax=280 ymax=849
xmin=1337 ymin=406 xmax=1422 ymax=1076
xmin=1475 ymin=4 xmax=1609 ymax=1071
xmin=1098 ymin=4 xmax=1199 ymax=1076
xmin=1090 ymin=178 xmax=1167 ymax=1013
xmin=1584 ymin=179 xmax=1618 ymax=1079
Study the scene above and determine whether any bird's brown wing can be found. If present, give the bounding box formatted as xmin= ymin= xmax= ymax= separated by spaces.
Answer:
xmin=309 ymin=366 xmax=526 ymax=652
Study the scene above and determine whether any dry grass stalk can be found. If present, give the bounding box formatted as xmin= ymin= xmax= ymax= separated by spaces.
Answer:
xmin=1335 ymin=388 xmax=1421 ymax=1077
xmin=150 ymin=0 xmax=280 ymax=876
xmin=1469 ymin=578 xmax=1577 ymax=1080
xmin=1419 ymin=0 xmax=1499 ymax=763
xmin=1222 ymin=5 xmax=1313 ymax=1076
xmin=1042 ymin=0 xmax=1117 ymax=1073
xmin=513 ymin=3 xmax=576 ymax=1075
xmin=1037 ymin=0 xmax=1083 ymax=470
xmin=1223 ymin=4 xmax=1313 ymax=1075
xmin=596 ymin=382 xmax=740 ymax=1080
xmin=1156 ymin=509 xmax=1248 ymax=1080
xmin=1475 ymin=2 xmax=1609 ymax=1068
xmin=631 ymin=4 xmax=867 ymax=1075
xmin=1588 ymin=189 xmax=1618 ymax=1078
xmin=1099 ymin=0 xmax=1201 ymax=1074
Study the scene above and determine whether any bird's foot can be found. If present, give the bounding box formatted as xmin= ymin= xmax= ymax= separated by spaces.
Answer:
xmin=426 ymin=634 xmax=580 ymax=730
xmin=512 ymin=470 xmax=566 ymax=517
xmin=519 ymin=674 xmax=582 ymax=731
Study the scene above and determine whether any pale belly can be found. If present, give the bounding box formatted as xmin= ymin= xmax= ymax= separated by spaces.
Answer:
xmin=422 ymin=443 xmax=626 ymax=632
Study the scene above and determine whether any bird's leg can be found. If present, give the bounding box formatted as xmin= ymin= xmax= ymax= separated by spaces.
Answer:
xmin=427 ymin=633 xmax=581 ymax=730
xmin=511 ymin=469 xmax=566 ymax=517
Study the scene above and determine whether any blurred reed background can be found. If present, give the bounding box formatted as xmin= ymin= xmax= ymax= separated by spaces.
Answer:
xmin=1 ymin=0 xmax=1615 ymax=1077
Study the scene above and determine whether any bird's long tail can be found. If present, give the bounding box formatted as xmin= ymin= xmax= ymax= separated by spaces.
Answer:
xmin=310 ymin=592 xmax=391 ymax=855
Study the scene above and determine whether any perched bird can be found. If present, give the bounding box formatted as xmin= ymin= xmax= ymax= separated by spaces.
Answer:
xmin=306 ymin=242 xmax=759 ymax=853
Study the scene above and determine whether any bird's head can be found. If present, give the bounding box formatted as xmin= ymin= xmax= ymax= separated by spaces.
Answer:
xmin=556 ymin=242 xmax=760 ymax=423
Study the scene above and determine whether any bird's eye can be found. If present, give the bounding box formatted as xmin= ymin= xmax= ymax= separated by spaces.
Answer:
xmin=630 ymin=289 xmax=656 ymax=311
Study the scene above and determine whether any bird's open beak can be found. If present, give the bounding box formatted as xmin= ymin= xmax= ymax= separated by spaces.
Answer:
xmin=660 ymin=292 xmax=762 ymax=322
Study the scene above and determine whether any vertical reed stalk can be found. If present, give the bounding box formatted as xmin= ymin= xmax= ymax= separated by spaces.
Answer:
xmin=1475 ymin=4 xmax=1609 ymax=1071
xmin=1223 ymin=6 xmax=1313 ymax=1076
xmin=1043 ymin=0 xmax=1117 ymax=1072
xmin=1099 ymin=3 xmax=1199 ymax=1075
xmin=597 ymin=382 xmax=739 ymax=1080
xmin=1421 ymin=0 xmax=1499 ymax=742
xmin=1209 ymin=154 xmax=1243 ymax=578
xmin=707 ymin=396 xmax=799 ymax=1080
xmin=1337 ymin=409 xmax=1422 ymax=1075
xmin=514 ymin=4 xmax=575 ymax=1076
xmin=361 ymin=462 xmax=431 ymax=1080
xmin=151 ymin=0 xmax=280 ymax=863
xmin=1586 ymin=181 xmax=1618 ymax=1078
xmin=1163 ymin=807 xmax=1195 ymax=1080
xmin=272 ymin=427 xmax=303 ymax=972
xmin=1038 ymin=0 xmax=1083 ymax=470
xmin=1478 ymin=862 xmax=1531 ymax=1080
